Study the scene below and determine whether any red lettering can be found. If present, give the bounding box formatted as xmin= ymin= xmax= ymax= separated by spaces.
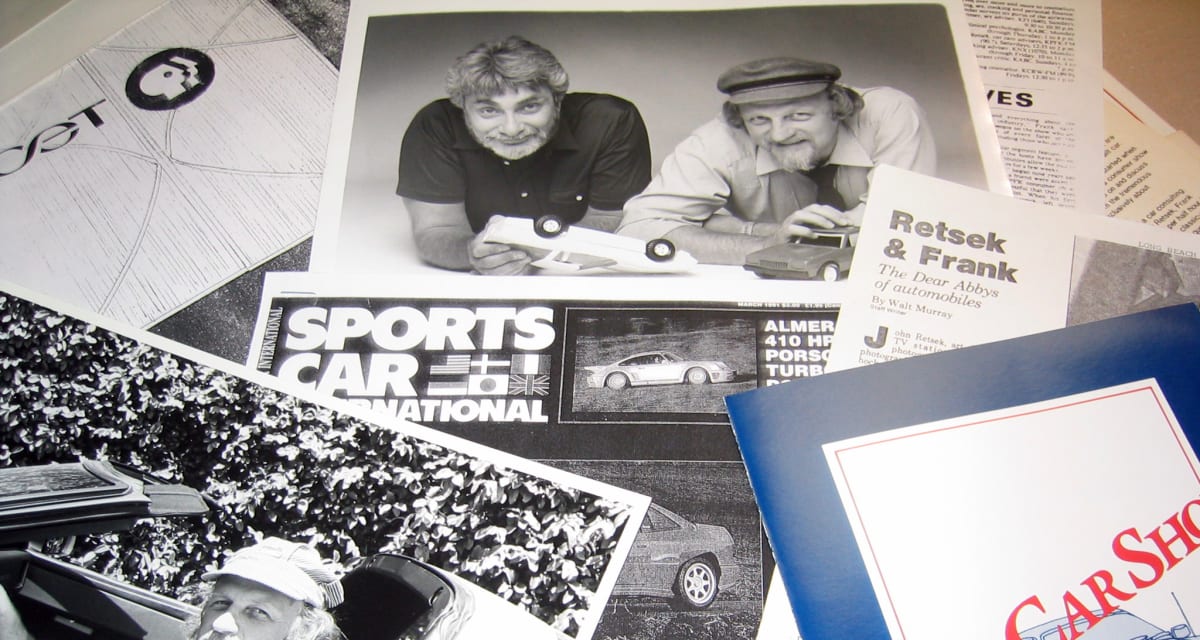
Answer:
xmin=1181 ymin=498 xmax=1200 ymax=539
xmin=1113 ymin=527 xmax=1166 ymax=588
xmin=1145 ymin=512 xmax=1200 ymax=569
xmin=1057 ymin=592 xmax=1102 ymax=640
xmin=1079 ymin=569 xmax=1134 ymax=616
xmin=1005 ymin=595 xmax=1045 ymax=640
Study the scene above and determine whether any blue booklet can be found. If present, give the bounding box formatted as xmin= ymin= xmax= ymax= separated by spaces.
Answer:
xmin=726 ymin=304 xmax=1200 ymax=640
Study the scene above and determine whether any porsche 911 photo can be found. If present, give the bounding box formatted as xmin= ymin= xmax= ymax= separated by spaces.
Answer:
xmin=611 ymin=503 xmax=740 ymax=610
xmin=583 ymin=351 xmax=736 ymax=390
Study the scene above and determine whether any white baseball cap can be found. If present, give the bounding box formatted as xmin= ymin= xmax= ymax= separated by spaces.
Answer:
xmin=202 ymin=537 xmax=344 ymax=609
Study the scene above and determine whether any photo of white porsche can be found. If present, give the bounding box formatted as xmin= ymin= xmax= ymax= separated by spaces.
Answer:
xmin=583 ymin=351 xmax=736 ymax=390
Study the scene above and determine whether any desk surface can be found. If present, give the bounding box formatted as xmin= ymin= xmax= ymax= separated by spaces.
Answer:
xmin=1102 ymin=0 xmax=1200 ymax=141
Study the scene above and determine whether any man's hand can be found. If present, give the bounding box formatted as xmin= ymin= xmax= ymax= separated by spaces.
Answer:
xmin=468 ymin=233 xmax=534 ymax=275
xmin=769 ymin=204 xmax=853 ymax=244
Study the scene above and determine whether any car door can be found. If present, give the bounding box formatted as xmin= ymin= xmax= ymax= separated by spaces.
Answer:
xmin=633 ymin=354 xmax=679 ymax=385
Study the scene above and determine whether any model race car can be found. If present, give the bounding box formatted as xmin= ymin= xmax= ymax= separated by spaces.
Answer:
xmin=0 ymin=460 xmax=565 ymax=640
xmin=583 ymin=351 xmax=736 ymax=389
xmin=743 ymin=225 xmax=859 ymax=281
xmin=475 ymin=214 xmax=698 ymax=275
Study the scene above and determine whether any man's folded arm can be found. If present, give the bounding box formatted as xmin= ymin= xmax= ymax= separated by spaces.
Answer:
xmin=403 ymin=197 xmax=476 ymax=271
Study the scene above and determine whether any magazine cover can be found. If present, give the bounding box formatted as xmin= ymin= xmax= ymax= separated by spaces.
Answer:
xmin=0 ymin=279 xmax=649 ymax=640
xmin=0 ymin=0 xmax=337 ymax=328
xmin=246 ymin=272 xmax=845 ymax=638
xmin=726 ymin=303 xmax=1200 ymax=640
xmin=310 ymin=0 xmax=1007 ymax=279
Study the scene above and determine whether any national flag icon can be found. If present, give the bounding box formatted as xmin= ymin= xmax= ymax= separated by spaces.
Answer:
xmin=427 ymin=355 xmax=511 ymax=396
xmin=511 ymin=353 xmax=550 ymax=375
xmin=429 ymin=354 xmax=470 ymax=375
xmin=427 ymin=355 xmax=470 ymax=395
xmin=427 ymin=353 xmax=549 ymax=396
xmin=509 ymin=374 xmax=550 ymax=396
xmin=467 ymin=374 xmax=509 ymax=395
xmin=426 ymin=379 xmax=468 ymax=396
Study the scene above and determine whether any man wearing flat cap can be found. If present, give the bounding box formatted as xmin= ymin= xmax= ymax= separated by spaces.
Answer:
xmin=186 ymin=537 xmax=343 ymax=640
xmin=618 ymin=56 xmax=936 ymax=264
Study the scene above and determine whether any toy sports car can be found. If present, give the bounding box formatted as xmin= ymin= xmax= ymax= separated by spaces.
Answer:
xmin=583 ymin=351 xmax=735 ymax=389
xmin=476 ymin=215 xmax=698 ymax=275
xmin=743 ymin=225 xmax=859 ymax=281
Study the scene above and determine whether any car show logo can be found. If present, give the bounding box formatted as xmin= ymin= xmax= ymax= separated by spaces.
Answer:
xmin=125 ymin=48 xmax=215 ymax=110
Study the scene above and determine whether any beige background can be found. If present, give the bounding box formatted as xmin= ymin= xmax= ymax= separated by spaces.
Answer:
xmin=1103 ymin=0 xmax=1200 ymax=141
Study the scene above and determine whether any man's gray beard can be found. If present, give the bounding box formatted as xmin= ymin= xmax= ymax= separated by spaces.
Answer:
xmin=767 ymin=142 xmax=825 ymax=173
xmin=469 ymin=111 xmax=559 ymax=161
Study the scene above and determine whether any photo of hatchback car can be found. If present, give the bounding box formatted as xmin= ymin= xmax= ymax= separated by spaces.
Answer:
xmin=583 ymin=351 xmax=736 ymax=390
xmin=743 ymin=225 xmax=859 ymax=281
xmin=611 ymin=503 xmax=740 ymax=610
xmin=0 ymin=460 xmax=565 ymax=640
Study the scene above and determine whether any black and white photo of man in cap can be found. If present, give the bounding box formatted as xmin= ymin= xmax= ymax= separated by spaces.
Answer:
xmin=617 ymin=56 xmax=937 ymax=264
xmin=185 ymin=537 xmax=343 ymax=640
xmin=0 ymin=537 xmax=343 ymax=640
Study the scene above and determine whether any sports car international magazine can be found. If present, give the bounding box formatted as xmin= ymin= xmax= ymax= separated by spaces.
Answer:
xmin=247 ymin=273 xmax=845 ymax=638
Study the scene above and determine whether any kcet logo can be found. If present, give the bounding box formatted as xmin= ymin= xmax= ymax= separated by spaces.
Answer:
xmin=124 ymin=47 xmax=215 ymax=110
xmin=0 ymin=48 xmax=216 ymax=177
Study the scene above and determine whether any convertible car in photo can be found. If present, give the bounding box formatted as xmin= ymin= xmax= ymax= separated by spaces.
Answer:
xmin=611 ymin=503 xmax=740 ymax=610
xmin=583 ymin=351 xmax=736 ymax=389
xmin=0 ymin=460 xmax=564 ymax=640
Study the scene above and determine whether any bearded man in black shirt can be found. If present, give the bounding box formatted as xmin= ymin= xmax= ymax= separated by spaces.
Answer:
xmin=397 ymin=35 xmax=652 ymax=275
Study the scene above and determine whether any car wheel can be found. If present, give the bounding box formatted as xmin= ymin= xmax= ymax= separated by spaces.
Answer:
xmin=685 ymin=367 xmax=709 ymax=384
xmin=645 ymin=238 xmax=676 ymax=262
xmin=819 ymin=262 xmax=841 ymax=282
xmin=673 ymin=557 xmax=719 ymax=610
xmin=605 ymin=373 xmax=629 ymax=390
xmin=534 ymin=215 xmax=566 ymax=238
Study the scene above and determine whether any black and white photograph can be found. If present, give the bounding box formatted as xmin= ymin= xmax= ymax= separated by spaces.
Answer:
xmin=1066 ymin=239 xmax=1200 ymax=326
xmin=546 ymin=460 xmax=764 ymax=640
xmin=0 ymin=281 xmax=648 ymax=640
xmin=564 ymin=310 xmax=758 ymax=422
xmin=310 ymin=0 xmax=1006 ymax=281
